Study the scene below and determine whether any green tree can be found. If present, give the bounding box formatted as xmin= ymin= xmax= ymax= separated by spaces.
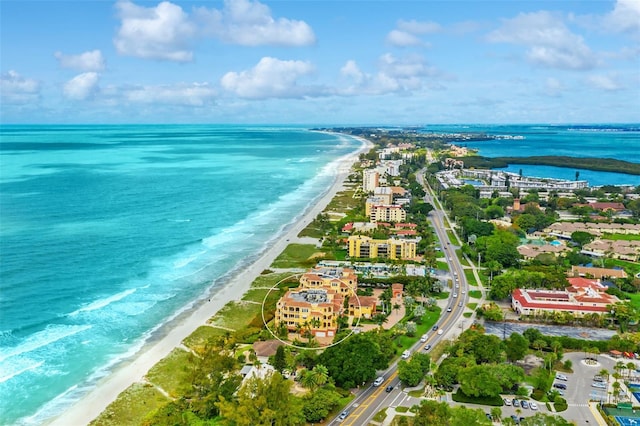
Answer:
xmin=318 ymin=332 xmax=389 ymax=389
xmin=272 ymin=345 xmax=287 ymax=373
xmin=458 ymin=365 xmax=503 ymax=398
xmin=398 ymin=359 xmax=424 ymax=387
xmin=301 ymin=386 xmax=341 ymax=423
xmin=505 ymin=332 xmax=529 ymax=363
xmin=570 ymin=231 xmax=595 ymax=247
xmin=413 ymin=400 xmax=451 ymax=426
xmin=301 ymin=364 xmax=329 ymax=391
xmin=216 ymin=371 xmax=305 ymax=426
xmin=520 ymin=413 xmax=574 ymax=425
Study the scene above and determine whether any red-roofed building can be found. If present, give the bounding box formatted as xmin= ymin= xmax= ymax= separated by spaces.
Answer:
xmin=512 ymin=277 xmax=620 ymax=317
xmin=341 ymin=222 xmax=354 ymax=233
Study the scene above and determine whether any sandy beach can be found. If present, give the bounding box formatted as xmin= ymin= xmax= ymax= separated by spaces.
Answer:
xmin=49 ymin=135 xmax=372 ymax=426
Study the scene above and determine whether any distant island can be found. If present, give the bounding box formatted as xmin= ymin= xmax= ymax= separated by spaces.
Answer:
xmin=461 ymin=155 xmax=640 ymax=176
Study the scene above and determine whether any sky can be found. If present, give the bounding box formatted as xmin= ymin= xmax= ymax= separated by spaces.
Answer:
xmin=1 ymin=0 xmax=639 ymax=124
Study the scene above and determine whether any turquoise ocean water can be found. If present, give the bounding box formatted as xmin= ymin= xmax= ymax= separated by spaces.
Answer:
xmin=0 ymin=125 xmax=363 ymax=425
xmin=424 ymin=124 xmax=640 ymax=186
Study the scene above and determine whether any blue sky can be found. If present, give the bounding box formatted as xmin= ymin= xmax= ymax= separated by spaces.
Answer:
xmin=1 ymin=0 xmax=639 ymax=124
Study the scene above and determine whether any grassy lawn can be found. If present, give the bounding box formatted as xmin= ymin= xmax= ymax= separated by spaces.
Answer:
xmin=182 ymin=325 xmax=229 ymax=351
xmin=456 ymin=250 xmax=469 ymax=266
xmin=604 ymin=258 xmax=640 ymax=276
xmin=146 ymin=348 xmax=194 ymax=398
xmin=463 ymin=312 xmax=473 ymax=318
xmin=468 ymin=290 xmax=482 ymax=299
xmin=250 ymin=272 xmax=300 ymax=289
xmin=464 ymin=269 xmax=478 ymax=286
xmin=394 ymin=309 xmax=441 ymax=351
xmin=270 ymin=244 xmax=325 ymax=268
xmin=90 ymin=382 xmax=169 ymax=426
xmin=446 ymin=231 xmax=460 ymax=246
xmin=395 ymin=406 xmax=410 ymax=413
xmin=436 ymin=261 xmax=449 ymax=271
xmin=627 ymin=292 xmax=640 ymax=310
xmin=433 ymin=291 xmax=450 ymax=300
xmin=242 ymin=288 xmax=271 ymax=303
xmin=467 ymin=303 xmax=478 ymax=310
xmin=325 ymin=189 xmax=358 ymax=212
xmin=372 ymin=409 xmax=387 ymax=422
xmin=407 ymin=387 xmax=425 ymax=397
xmin=602 ymin=233 xmax=640 ymax=241
xmin=209 ymin=300 xmax=262 ymax=330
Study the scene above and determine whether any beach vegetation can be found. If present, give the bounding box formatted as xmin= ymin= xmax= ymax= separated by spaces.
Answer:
xmin=270 ymin=243 xmax=325 ymax=268
xmin=145 ymin=348 xmax=194 ymax=398
xmin=216 ymin=371 xmax=305 ymax=426
xmin=90 ymin=382 xmax=170 ymax=426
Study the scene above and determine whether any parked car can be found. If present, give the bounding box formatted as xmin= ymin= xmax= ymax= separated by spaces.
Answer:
xmin=553 ymin=383 xmax=567 ymax=390
xmin=503 ymin=398 xmax=512 ymax=406
xmin=593 ymin=375 xmax=605 ymax=382
xmin=511 ymin=415 xmax=520 ymax=424
xmin=530 ymin=402 xmax=538 ymax=410
xmin=592 ymin=382 xmax=607 ymax=389
xmin=512 ymin=399 xmax=520 ymax=407
xmin=555 ymin=373 xmax=568 ymax=381
xmin=521 ymin=400 xmax=529 ymax=409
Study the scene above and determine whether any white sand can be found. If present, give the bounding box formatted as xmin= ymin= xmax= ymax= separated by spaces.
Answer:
xmin=49 ymin=135 xmax=372 ymax=426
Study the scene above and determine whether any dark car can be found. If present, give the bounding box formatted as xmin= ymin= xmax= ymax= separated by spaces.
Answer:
xmin=385 ymin=385 xmax=394 ymax=392
xmin=424 ymin=344 xmax=432 ymax=351
xmin=432 ymin=325 xmax=439 ymax=331
xmin=553 ymin=382 xmax=567 ymax=390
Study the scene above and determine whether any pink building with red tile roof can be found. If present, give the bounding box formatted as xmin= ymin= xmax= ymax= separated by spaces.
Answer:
xmin=512 ymin=277 xmax=620 ymax=316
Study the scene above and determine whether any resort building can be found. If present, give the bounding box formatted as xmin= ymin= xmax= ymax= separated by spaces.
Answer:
xmin=373 ymin=186 xmax=394 ymax=205
xmin=365 ymin=196 xmax=389 ymax=216
xmin=348 ymin=235 xmax=417 ymax=260
xmin=363 ymin=169 xmax=379 ymax=193
xmin=299 ymin=266 xmax=358 ymax=295
xmin=511 ymin=277 xmax=620 ymax=317
xmin=274 ymin=288 xmax=343 ymax=337
xmin=274 ymin=266 xmax=375 ymax=337
xmin=570 ymin=265 xmax=628 ymax=280
xmin=369 ymin=204 xmax=407 ymax=223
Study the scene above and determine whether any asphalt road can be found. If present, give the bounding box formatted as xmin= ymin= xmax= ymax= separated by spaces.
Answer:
xmin=329 ymin=170 xmax=470 ymax=425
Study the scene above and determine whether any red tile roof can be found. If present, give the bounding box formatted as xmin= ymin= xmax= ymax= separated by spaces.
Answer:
xmin=512 ymin=288 xmax=610 ymax=313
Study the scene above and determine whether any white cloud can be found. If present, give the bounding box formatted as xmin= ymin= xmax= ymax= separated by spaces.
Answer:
xmin=338 ymin=54 xmax=440 ymax=95
xmin=63 ymin=72 xmax=99 ymax=100
xmin=587 ymin=74 xmax=622 ymax=91
xmin=221 ymin=57 xmax=319 ymax=99
xmin=195 ymin=0 xmax=315 ymax=46
xmin=604 ymin=0 xmax=640 ymax=35
xmin=0 ymin=70 xmax=40 ymax=104
xmin=114 ymin=0 xmax=196 ymax=62
xmin=386 ymin=30 xmax=425 ymax=47
xmin=487 ymin=11 xmax=597 ymax=70
xmin=386 ymin=19 xmax=440 ymax=47
xmin=122 ymin=82 xmax=216 ymax=105
xmin=397 ymin=19 xmax=441 ymax=34
xmin=55 ymin=50 xmax=105 ymax=71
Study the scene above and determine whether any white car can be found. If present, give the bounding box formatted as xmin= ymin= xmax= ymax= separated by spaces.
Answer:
xmin=374 ymin=376 xmax=384 ymax=386
xmin=592 ymin=382 xmax=607 ymax=389
xmin=437 ymin=329 xmax=444 ymax=335
xmin=401 ymin=350 xmax=411 ymax=359
xmin=420 ymin=334 xmax=428 ymax=342
xmin=530 ymin=402 xmax=538 ymax=410
xmin=555 ymin=373 xmax=568 ymax=381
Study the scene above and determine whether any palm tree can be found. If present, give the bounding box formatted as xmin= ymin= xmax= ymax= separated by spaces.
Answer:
xmin=627 ymin=362 xmax=635 ymax=379
xmin=613 ymin=381 xmax=621 ymax=403
xmin=599 ymin=368 xmax=610 ymax=386
xmin=301 ymin=365 xmax=329 ymax=391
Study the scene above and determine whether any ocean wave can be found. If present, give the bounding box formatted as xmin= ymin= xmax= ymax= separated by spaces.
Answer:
xmin=173 ymin=251 xmax=206 ymax=269
xmin=68 ymin=288 xmax=137 ymax=317
xmin=0 ymin=360 xmax=44 ymax=384
xmin=0 ymin=324 xmax=92 ymax=364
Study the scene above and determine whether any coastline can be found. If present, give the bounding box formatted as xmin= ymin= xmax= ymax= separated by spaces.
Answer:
xmin=48 ymin=134 xmax=372 ymax=426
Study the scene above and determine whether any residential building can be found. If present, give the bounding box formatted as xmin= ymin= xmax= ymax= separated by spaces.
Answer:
xmin=570 ymin=265 xmax=628 ymax=280
xmin=369 ymin=204 xmax=407 ymax=223
xmin=363 ymin=169 xmax=379 ymax=193
xmin=274 ymin=288 xmax=342 ymax=337
xmin=348 ymin=295 xmax=377 ymax=319
xmin=348 ymin=235 xmax=417 ymax=260
xmin=365 ymin=196 xmax=388 ymax=216
xmin=373 ymin=186 xmax=394 ymax=205
xmin=299 ymin=266 xmax=358 ymax=295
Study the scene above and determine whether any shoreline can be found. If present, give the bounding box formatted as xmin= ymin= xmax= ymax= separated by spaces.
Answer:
xmin=48 ymin=134 xmax=372 ymax=426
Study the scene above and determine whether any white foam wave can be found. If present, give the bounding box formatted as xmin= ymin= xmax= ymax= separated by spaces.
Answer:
xmin=0 ymin=324 xmax=92 ymax=364
xmin=0 ymin=360 xmax=44 ymax=384
xmin=173 ymin=251 xmax=205 ymax=269
xmin=68 ymin=288 xmax=137 ymax=316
